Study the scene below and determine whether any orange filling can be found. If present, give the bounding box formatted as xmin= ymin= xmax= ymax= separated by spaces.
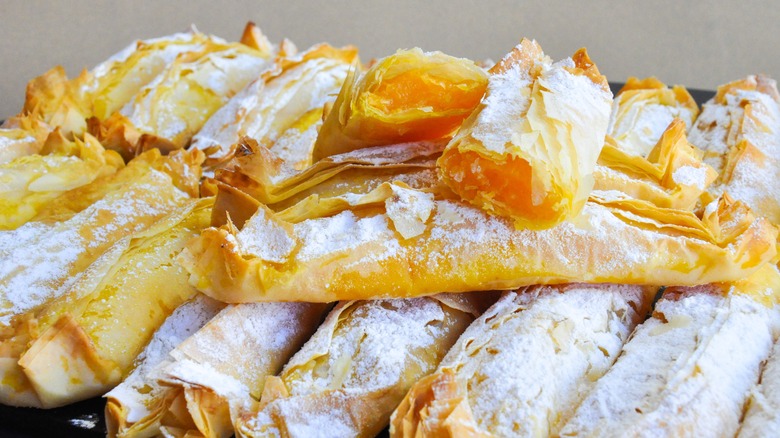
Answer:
xmin=440 ymin=148 xmax=563 ymax=227
xmin=363 ymin=69 xmax=487 ymax=142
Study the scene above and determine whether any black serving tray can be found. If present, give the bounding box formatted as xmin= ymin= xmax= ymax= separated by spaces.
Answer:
xmin=0 ymin=83 xmax=716 ymax=437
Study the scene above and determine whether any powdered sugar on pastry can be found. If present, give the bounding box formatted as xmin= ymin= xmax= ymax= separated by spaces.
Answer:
xmin=739 ymin=338 xmax=780 ymax=436
xmin=394 ymin=284 xmax=649 ymax=436
xmin=689 ymin=76 xmax=780 ymax=223
xmin=0 ymin=169 xmax=188 ymax=326
xmin=104 ymin=294 xmax=224 ymax=423
xmin=560 ymin=289 xmax=780 ymax=437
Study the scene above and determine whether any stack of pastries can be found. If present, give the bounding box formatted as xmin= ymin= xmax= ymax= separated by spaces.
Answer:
xmin=1 ymin=22 xmax=779 ymax=438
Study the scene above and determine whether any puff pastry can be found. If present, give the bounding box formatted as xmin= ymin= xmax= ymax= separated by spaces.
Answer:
xmin=438 ymin=39 xmax=612 ymax=229
xmin=559 ymin=264 xmax=780 ymax=437
xmin=105 ymin=294 xmax=226 ymax=438
xmin=688 ymin=75 xmax=780 ymax=224
xmin=0 ymin=131 xmax=124 ymax=230
xmin=608 ymin=77 xmax=699 ymax=157
xmin=191 ymin=43 xmax=357 ymax=169
xmin=180 ymin=179 xmax=777 ymax=303
xmin=391 ymin=284 xmax=653 ymax=437
xmin=235 ymin=294 xmax=488 ymax=438
xmin=311 ymin=48 xmax=487 ymax=161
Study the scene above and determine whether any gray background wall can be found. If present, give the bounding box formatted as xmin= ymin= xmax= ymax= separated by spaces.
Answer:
xmin=2 ymin=0 xmax=778 ymax=119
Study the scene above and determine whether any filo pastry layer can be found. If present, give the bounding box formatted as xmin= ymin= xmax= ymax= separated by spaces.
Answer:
xmin=0 ymin=196 xmax=211 ymax=408
xmin=90 ymin=36 xmax=273 ymax=160
xmin=391 ymin=283 xmax=654 ymax=437
xmin=738 ymin=333 xmax=780 ymax=436
xmin=180 ymin=179 xmax=777 ymax=303
xmin=151 ymin=301 xmax=329 ymax=438
xmin=311 ymin=48 xmax=487 ymax=161
xmin=559 ymin=263 xmax=780 ymax=438
xmin=0 ymin=150 xmax=201 ymax=331
xmin=0 ymin=131 xmax=124 ymax=229
xmin=438 ymin=39 xmax=612 ymax=229
xmin=191 ymin=43 xmax=357 ymax=169
xmin=105 ymin=294 xmax=226 ymax=438
xmin=608 ymin=77 xmax=699 ymax=158
xmin=235 ymin=293 xmax=491 ymax=438
xmin=689 ymin=75 xmax=780 ymax=224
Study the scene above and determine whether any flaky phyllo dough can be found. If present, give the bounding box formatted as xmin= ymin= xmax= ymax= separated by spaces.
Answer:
xmin=0 ymin=151 xmax=204 ymax=408
xmin=595 ymin=118 xmax=717 ymax=210
xmin=106 ymin=301 xmax=326 ymax=438
xmin=209 ymin=137 xmax=446 ymax=228
xmin=438 ymin=39 xmax=613 ymax=229
xmin=0 ymin=131 xmax=124 ymax=229
xmin=311 ymin=48 xmax=488 ymax=161
xmin=180 ymin=167 xmax=776 ymax=303
xmin=235 ymin=294 xmax=488 ymax=438
xmin=689 ymin=75 xmax=780 ymax=224
xmin=15 ymin=26 xmax=229 ymax=144
xmin=89 ymin=27 xmax=275 ymax=160
xmin=390 ymin=284 xmax=654 ymax=437
xmin=191 ymin=43 xmax=358 ymax=169
xmin=608 ymin=77 xmax=699 ymax=158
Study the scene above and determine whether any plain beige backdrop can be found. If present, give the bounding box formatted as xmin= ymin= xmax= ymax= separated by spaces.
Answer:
xmin=2 ymin=0 xmax=779 ymax=119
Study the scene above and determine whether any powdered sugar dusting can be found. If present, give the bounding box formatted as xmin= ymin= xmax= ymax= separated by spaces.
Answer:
xmin=283 ymin=298 xmax=448 ymax=394
xmin=237 ymin=207 xmax=296 ymax=263
xmin=293 ymin=211 xmax=399 ymax=263
xmin=104 ymin=295 xmax=224 ymax=423
xmin=609 ymin=92 xmax=697 ymax=158
xmin=165 ymin=302 xmax=320 ymax=400
xmin=561 ymin=291 xmax=780 ymax=437
xmin=0 ymin=169 xmax=188 ymax=325
xmin=672 ymin=165 xmax=708 ymax=190
xmin=385 ymin=184 xmax=435 ymax=239
xmin=471 ymin=61 xmax=533 ymax=154
xmin=437 ymin=285 xmax=646 ymax=436
xmin=689 ymin=77 xmax=780 ymax=223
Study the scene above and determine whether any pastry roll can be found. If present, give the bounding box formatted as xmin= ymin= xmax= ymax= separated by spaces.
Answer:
xmin=559 ymin=263 xmax=780 ymax=437
xmin=0 ymin=114 xmax=52 ymax=164
xmin=0 ymin=152 xmax=198 ymax=329
xmin=152 ymin=302 xmax=329 ymax=438
xmin=688 ymin=75 xmax=780 ymax=224
xmin=31 ymin=149 xmax=203 ymax=224
xmin=594 ymin=118 xmax=717 ymax=210
xmin=211 ymin=137 xmax=445 ymax=227
xmin=105 ymin=294 xmax=226 ymax=438
xmin=311 ymin=48 xmax=487 ymax=160
xmin=91 ymin=39 xmax=273 ymax=160
xmin=19 ymin=26 xmax=232 ymax=140
xmin=85 ymin=27 xmax=223 ymax=121
xmin=0 ymin=131 xmax=124 ymax=229
xmin=391 ymin=284 xmax=654 ymax=437
xmin=438 ymin=39 xmax=612 ymax=229
xmin=20 ymin=66 xmax=92 ymax=138
xmin=235 ymin=293 xmax=488 ymax=438
xmin=739 ymin=337 xmax=780 ymax=436
xmin=0 ymin=197 xmax=212 ymax=408
xmin=609 ymin=77 xmax=699 ymax=157
xmin=191 ymin=43 xmax=357 ymax=169
xmin=180 ymin=179 xmax=777 ymax=303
